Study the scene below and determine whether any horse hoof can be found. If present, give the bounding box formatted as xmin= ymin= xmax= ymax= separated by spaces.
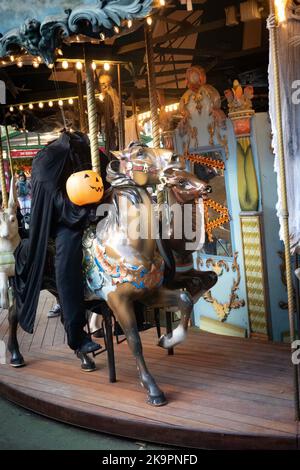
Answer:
xmin=147 ymin=393 xmax=167 ymax=407
xmin=158 ymin=333 xmax=174 ymax=349
xmin=81 ymin=363 xmax=97 ymax=372
xmin=10 ymin=356 xmax=26 ymax=368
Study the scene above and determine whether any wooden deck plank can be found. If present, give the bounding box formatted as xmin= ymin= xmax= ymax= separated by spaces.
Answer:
xmin=0 ymin=291 xmax=298 ymax=450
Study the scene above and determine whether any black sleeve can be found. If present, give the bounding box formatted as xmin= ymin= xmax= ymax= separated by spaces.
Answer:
xmin=54 ymin=190 xmax=89 ymax=229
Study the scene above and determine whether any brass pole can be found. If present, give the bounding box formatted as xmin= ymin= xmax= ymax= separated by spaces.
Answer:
xmin=144 ymin=22 xmax=160 ymax=149
xmin=269 ymin=0 xmax=300 ymax=420
xmin=4 ymin=125 xmax=13 ymax=177
xmin=84 ymin=58 xmax=100 ymax=174
xmin=117 ymin=64 xmax=125 ymax=150
xmin=0 ymin=127 xmax=8 ymax=208
xmin=76 ymin=70 xmax=87 ymax=133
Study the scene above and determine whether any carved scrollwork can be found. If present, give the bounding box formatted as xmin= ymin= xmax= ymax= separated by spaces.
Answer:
xmin=0 ymin=0 xmax=152 ymax=64
xmin=198 ymin=252 xmax=245 ymax=322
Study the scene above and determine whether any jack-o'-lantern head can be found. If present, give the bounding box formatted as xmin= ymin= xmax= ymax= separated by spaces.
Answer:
xmin=66 ymin=170 xmax=104 ymax=206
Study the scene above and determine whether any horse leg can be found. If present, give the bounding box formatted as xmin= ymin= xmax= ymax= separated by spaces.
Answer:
xmin=167 ymin=270 xmax=218 ymax=304
xmin=108 ymin=290 xmax=167 ymax=406
xmin=7 ymin=297 xmax=25 ymax=367
xmin=145 ymin=288 xmax=194 ymax=350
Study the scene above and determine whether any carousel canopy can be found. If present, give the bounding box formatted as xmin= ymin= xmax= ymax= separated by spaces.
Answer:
xmin=0 ymin=0 xmax=270 ymax=132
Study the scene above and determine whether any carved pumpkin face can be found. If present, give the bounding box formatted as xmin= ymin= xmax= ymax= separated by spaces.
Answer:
xmin=66 ymin=170 xmax=104 ymax=206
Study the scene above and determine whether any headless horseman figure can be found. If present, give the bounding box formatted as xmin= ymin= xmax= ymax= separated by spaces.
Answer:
xmin=14 ymin=131 xmax=101 ymax=354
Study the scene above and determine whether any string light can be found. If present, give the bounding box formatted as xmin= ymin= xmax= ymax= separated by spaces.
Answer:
xmin=38 ymin=102 xmax=44 ymax=109
xmin=76 ymin=61 xmax=83 ymax=70
xmin=127 ymin=19 xmax=133 ymax=28
xmin=68 ymin=98 xmax=74 ymax=105
xmin=114 ymin=26 xmax=120 ymax=34
xmin=19 ymin=105 xmax=24 ymax=111
xmin=62 ymin=60 xmax=69 ymax=69
xmin=29 ymin=103 xmax=34 ymax=109
xmin=9 ymin=106 xmax=13 ymax=112
xmin=58 ymin=100 xmax=63 ymax=106
xmin=91 ymin=62 xmax=97 ymax=71
xmin=146 ymin=17 xmax=153 ymax=26
xmin=48 ymin=101 xmax=54 ymax=107
xmin=104 ymin=62 xmax=110 ymax=71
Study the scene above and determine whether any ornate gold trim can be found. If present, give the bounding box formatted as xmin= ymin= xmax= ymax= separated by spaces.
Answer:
xmin=197 ymin=252 xmax=245 ymax=322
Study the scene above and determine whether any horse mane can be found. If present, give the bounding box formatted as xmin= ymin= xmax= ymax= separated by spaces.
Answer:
xmin=106 ymin=160 xmax=144 ymax=226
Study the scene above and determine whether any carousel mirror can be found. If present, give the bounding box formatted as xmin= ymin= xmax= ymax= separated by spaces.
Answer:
xmin=191 ymin=150 xmax=233 ymax=258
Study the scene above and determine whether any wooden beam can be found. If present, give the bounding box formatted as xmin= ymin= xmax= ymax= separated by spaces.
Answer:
xmin=154 ymin=46 xmax=221 ymax=57
xmin=117 ymin=19 xmax=226 ymax=54
xmin=153 ymin=19 xmax=226 ymax=45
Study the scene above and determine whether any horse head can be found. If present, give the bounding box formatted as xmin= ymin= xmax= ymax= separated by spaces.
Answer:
xmin=111 ymin=142 xmax=182 ymax=186
xmin=160 ymin=167 xmax=212 ymax=204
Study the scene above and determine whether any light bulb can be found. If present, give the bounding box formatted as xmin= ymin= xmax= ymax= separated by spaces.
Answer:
xmin=104 ymin=63 xmax=110 ymax=71
xmin=32 ymin=61 xmax=39 ymax=68
xmin=38 ymin=102 xmax=44 ymax=109
xmin=114 ymin=26 xmax=120 ymax=34
xmin=76 ymin=61 xmax=83 ymax=70
xmin=100 ymin=32 xmax=105 ymax=40
xmin=99 ymin=93 xmax=104 ymax=102
xmin=9 ymin=106 xmax=13 ymax=112
xmin=48 ymin=101 xmax=53 ymax=107
xmin=68 ymin=98 xmax=74 ymax=105
xmin=91 ymin=62 xmax=97 ymax=71
xmin=29 ymin=103 xmax=33 ymax=109
xmin=127 ymin=19 xmax=133 ymax=28
xmin=146 ymin=17 xmax=152 ymax=26
xmin=37 ymin=56 xmax=42 ymax=63
xmin=160 ymin=0 xmax=166 ymax=5
xmin=58 ymin=100 xmax=63 ymax=106
xmin=17 ymin=61 xmax=23 ymax=68
xmin=57 ymin=49 xmax=63 ymax=56
xmin=10 ymin=55 xmax=14 ymax=62
xmin=48 ymin=63 xmax=54 ymax=69
xmin=19 ymin=105 xmax=24 ymax=111
xmin=62 ymin=60 xmax=69 ymax=69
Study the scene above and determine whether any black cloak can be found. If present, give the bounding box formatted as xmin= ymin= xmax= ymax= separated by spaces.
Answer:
xmin=14 ymin=131 xmax=92 ymax=334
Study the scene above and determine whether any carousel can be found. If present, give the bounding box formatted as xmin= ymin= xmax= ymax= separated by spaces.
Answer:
xmin=0 ymin=0 xmax=299 ymax=450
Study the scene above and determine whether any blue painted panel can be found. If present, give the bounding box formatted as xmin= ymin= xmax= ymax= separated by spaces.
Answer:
xmin=191 ymin=119 xmax=250 ymax=333
xmin=175 ymin=105 xmax=287 ymax=339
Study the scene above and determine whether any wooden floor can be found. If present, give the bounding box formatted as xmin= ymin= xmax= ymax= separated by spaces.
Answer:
xmin=0 ymin=291 xmax=298 ymax=450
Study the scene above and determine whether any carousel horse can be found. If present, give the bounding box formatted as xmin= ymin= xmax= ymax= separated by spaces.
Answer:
xmin=0 ymin=178 xmax=20 ymax=309
xmin=7 ymin=145 xmax=216 ymax=406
